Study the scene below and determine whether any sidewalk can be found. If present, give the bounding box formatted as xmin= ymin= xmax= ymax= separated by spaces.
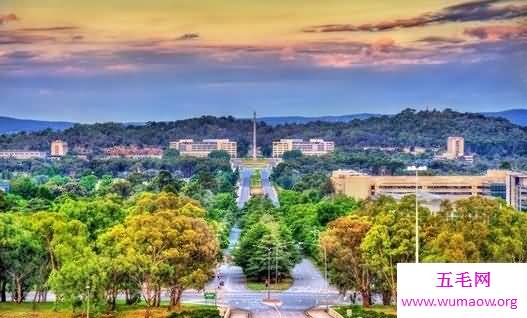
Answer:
xmin=230 ymin=309 xmax=251 ymax=318
xmin=305 ymin=309 xmax=333 ymax=318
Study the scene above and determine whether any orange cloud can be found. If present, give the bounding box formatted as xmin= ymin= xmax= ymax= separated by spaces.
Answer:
xmin=0 ymin=13 xmax=18 ymax=25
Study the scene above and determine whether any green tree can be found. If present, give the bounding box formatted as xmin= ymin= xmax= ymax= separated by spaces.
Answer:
xmin=0 ymin=214 xmax=46 ymax=303
xmin=321 ymin=216 xmax=372 ymax=307
xmin=208 ymin=150 xmax=231 ymax=161
xmin=233 ymin=214 xmax=300 ymax=282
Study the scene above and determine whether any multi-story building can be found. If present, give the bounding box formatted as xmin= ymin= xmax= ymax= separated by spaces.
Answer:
xmin=331 ymin=169 xmax=524 ymax=210
xmin=435 ymin=136 xmax=474 ymax=162
xmin=447 ymin=136 xmax=464 ymax=159
xmin=51 ymin=140 xmax=69 ymax=157
xmin=272 ymin=139 xmax=335 ymax=158
xmin=103 ymin=146 xmax=163 ymax=159
xmin=169 ymin=139 xmax=237 ymax=158
xmin=506 ymin=172 xmax=527 ymax=212
xmin=0 ymin=150 xmax=47 ymax=160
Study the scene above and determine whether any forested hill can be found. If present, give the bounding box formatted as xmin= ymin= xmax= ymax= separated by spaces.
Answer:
xmin=0 ymin=109 xmax=525 ymax=157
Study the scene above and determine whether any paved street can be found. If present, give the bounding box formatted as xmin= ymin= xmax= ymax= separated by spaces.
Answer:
xmin=182 ymin=225 xmax=347 ymax=317
xmin=184 ymin=168 xmax=347 ymax=317
xmin=260 ymin=168 xmax=279 ymax=206
xmin=237 ymin=168 xmax=253 ymax=208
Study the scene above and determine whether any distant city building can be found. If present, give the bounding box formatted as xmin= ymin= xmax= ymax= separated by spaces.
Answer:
xmin=403 ymin=146 xmax=426 ymax=155
xmin=447 ymin=136 xmax=465 ymax=158
xmin=0 ymin=150 xmax=47 ymax=160
xmin=0 ymin=180 xmax=10 ymax=192
xmin=50 ymin=140 xmax=68 ymax=157
xmin=362 ymin=146 xmax=397 ymax=152
xmin=331 ymin=169 xmax=525 ymax=211
xmin=434 ymin=136 xmax=474 ymax=162
xmin=272 ymin=139 xmax=335 ymax=158
xmin=169 ymin=139 xmax=237 ymax=158
xmin=506 ymin=172 xmax=527 ymax=212
xmin=103 ymin=146 xmax=163 ymax=159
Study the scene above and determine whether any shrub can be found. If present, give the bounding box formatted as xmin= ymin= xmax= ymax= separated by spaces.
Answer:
xmin=166 ymin=307 xmax=221 ymax=318
xmin=334 ymin=305 xmax=397 ymax=318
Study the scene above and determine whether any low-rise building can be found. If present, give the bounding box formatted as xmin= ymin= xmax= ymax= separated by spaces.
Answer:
xmin=51 ymin=140 xmax=69 ymax=157
xmin=272 ymin=139 xmax=335 ymax=158
xmin=169 ymin=139 xmax=237 ymax=158
xmin=403 ymin=146 xmax=427 ymax=155
xmin=0 ymin=150 xmax=47 ymax=160
xmin=331 ymin=169 xmax=525 ymax=210
xmin=103 ymin=146 xmax=163 ymax=159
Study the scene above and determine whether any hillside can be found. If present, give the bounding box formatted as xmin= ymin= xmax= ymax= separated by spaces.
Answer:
xmin=0 ymin=109 xmax=525 ymax=157
xmin=482 ymin=109 xmax=527 ymax=127
xmin=0 ymin=116 xmax=74 ymax=134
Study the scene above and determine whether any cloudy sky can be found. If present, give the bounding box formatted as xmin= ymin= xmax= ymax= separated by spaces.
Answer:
xmin=0 ymin=0 xmax=526 ymax=122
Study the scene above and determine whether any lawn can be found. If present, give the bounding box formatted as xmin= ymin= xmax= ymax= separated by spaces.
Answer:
xmin=246 ymin=278 xmax=293 ymax=291
xmin=0 ymin=302 xmax=215 ymax=318
xmin=250 ymin=170 xmax=262 ymax=188
xmin=333 ymin=305 xmax=397 ymax=317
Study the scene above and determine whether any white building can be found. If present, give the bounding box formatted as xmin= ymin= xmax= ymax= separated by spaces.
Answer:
xmin=169 ymin=139 xmax=237 ymax=158
xmin=272 ymin=139 xmax=335 ymax=158
xmin=0 ymin=150 xmax=47 ymax=160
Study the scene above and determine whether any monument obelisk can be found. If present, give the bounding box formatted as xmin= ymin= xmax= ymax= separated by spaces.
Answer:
xmin=252 ymin=112 xmax=257 ymax=159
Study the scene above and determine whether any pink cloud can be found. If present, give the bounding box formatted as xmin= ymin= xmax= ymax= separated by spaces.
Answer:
xmin=104 ymin=63 xmax=141 ymax=72
xmin=464 ymin=25 xmax=527 ymax=41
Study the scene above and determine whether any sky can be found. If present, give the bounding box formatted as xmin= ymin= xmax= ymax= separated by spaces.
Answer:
xmin=0 ymin=0 xmax=526 ymax=123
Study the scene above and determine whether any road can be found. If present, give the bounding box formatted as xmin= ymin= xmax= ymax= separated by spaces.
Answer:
xmin=260 ymin=168 xmax=279 ymax=206
xmin=182 ymin=225 xmax=347 ymax=317
xmin=237 ymin=168 xmax=253 ymax=209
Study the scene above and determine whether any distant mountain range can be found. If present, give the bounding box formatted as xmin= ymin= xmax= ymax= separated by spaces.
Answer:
xmin=480 ymin=109 xmax=527 ymax=127
xmin=0 ymin=116 xmax=74 ymax=134
xmin=1 ymin=109 xmax=525 ymax=134
xmin=259 ymin=113 xmax=379 ymax=125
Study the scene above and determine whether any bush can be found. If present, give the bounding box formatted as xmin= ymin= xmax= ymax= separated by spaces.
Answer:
xmin=167 ymin=307 xmax=221 ymax=318
xmin=334 ymin=305 xmax=397 ymax=318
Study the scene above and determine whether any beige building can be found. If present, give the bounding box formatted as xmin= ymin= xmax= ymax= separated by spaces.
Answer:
xmin=272 ymin=139 xmax=335 ymax=158
xmin=403 ymin=146 xmax=426 ymax=155
xmin=446 ymin=136 xmax=465 ymax=159
xmin=0 ymin=150 xmax=47 ymax=160
xmin=506 ymin=172 xmax=527 ymax=211
xmin=169 ymin=139 xmax=237 ymax=158
xmin=51 ymin=140 xmax=69 ymax=157
xmin=331 ymin=169 xmax=514 ymax=204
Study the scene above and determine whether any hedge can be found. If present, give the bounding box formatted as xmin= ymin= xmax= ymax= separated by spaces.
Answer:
xmin=333 ymin=305 xmax=397 ymax=318
xmin=166 ymin=307 xmax=221 ymax=318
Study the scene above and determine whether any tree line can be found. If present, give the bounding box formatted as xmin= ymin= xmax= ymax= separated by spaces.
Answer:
xmin=1 ymin=109 xmax=526 ymax=157
xmin=0 ymin=157 xmax=239 ymax=317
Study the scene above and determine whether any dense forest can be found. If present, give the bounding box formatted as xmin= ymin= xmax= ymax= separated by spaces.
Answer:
xmin=1 ymin=109 xmax=526 ymax=157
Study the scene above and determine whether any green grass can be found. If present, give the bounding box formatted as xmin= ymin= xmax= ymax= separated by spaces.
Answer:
xmin=0 ymin=302 xmax=216 ymax=318
xmin=250 ymin=170 xmax=262 ymax=188
xmin=367 ymin=305 xmax=396 ymax=315
xmin=333 ymin=305 xmax=397 ymax=317
xmin=246 ymin=278 xmax=293 ymax=291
